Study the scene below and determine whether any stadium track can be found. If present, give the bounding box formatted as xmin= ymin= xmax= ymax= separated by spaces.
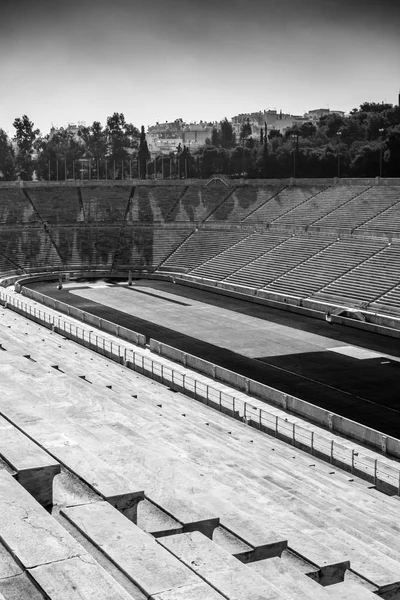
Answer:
xmin=26 ymin=278 xmax=400 ymax=439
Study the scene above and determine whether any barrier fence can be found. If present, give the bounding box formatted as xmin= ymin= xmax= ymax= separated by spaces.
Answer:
xmin=1 ymin=290 xmax=400 ymax=494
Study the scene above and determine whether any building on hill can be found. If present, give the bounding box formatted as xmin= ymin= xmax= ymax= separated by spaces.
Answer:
xmin=147 ymin=120 xmax=184 ymax=157
xmin=305 ymin=108 xmax=345 ymax=120
xmin=231 ymin=109 xmax=309 ymax=137
xmin=147 ymin=120 xmax=215 ymax=156
xmin=182 ymin=122 xmax=214 ymax=150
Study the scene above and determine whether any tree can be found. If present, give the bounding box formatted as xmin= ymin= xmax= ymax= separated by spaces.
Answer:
xmin=0 ymin=129 xmax=15 ymax=180
xmin=318 ymin=113 xmax=345 ymax=138
xmin=229 ymin=146 xmax=251 ymax=177
xmin=78 ymin=121 xmax=108 ymax=160
xmin=13 ymin=115 xmax=39 ymax=180
xmin=298 ymin=122 xmax=317 ymax=138
xmin=34 ymin=127 xmax=85 ymax=180
xmin=349 ymin=142 xmax=381 ymax=177
xmin=211 ymin=127 xmax=220 ymax=147
xmin=352 ymin=102 xmax=393 ymax=115
xmin=106 ymin=113 xmax=140 ymax=169
xmin=198 ymin=146 xmax=224 ymax=178
xmin=177 ymin=145 xmax=194 ymax=178
xmin=384 ymin=125 xmax=400 ymax=176
xmin=239 ymin=119 xmax=252 ymax=144
xmin=220 ymin=118 xmax=236 ymax=149
xmin=138 ymin=126 xmax=150 ymax=178
xmin=260 ymin=128 xmax=264 ymax=145
xmin=268 ymin=128 xmax=282 ymax=140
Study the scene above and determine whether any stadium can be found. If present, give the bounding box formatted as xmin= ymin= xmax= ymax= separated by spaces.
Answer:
xmin=2 ymin=176 xmax=400 ymax=600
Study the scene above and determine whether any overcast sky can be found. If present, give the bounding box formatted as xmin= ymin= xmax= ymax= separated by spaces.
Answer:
xmin=0 ymin=0 xmax=399 ymax=135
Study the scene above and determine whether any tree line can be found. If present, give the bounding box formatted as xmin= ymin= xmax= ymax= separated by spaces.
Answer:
xmin=0 ymin=102 xmax=399 ymax=181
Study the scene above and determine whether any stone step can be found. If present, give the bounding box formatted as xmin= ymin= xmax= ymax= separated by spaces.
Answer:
xmin=62 ymin=502 xmax=224 ymax=600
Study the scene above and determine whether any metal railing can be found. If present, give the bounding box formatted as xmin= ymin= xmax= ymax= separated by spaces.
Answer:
xmin=1 ymin=290 xmax=400 ymax=494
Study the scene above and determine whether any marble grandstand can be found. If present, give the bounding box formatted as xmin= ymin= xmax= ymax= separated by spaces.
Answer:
xmin=1 ymin=180 xmax=400 ymax=314
xmin=1 ymin=179 xmax=400 ymax=599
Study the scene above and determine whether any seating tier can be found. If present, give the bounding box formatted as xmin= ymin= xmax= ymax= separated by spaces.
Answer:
xmin=314 ymin=186 xmax=400 ymax=230
xmin=0 ymin=188 xmax=40 ymax=225
xmin=372 ymin=284 xmax=400 ymax=313
xmin=52 ymin=226 xmax=120 ymax=269
xmin=126 ymin=185 xmax=183 ymax=223
xmin=0 ymin=253 xmax=19 ymax=275
xmin=357 ymin=196 xmax=400 ymax=233
xmin=168 ymin=187 xmax=228 ymax=222
xmin=274 ymin=186 xmax=369 ymax=227
xmin=225 ymin=235 xmax=334 ymax=289
xmin=162 ymin=229 xmax=248 ymax=272
xmin=1 ymin=308 xmax=400 ymax=597
xmin=264 ymin=238 xmax=386 ymax=298
xmin=114 ymin=226 xmax=193 ymax=270
xmin=208 ymin=185 xmax=284 ymax=222
xmin=0 ymin=227 xmax=63 ymax=271
xmin=190 ymin=231 xmax=289 ymax=281
xmin=244 ymin=186 xmax=323 ymax=223
xmin=316 ymin=241 xmax=400 ymax=304
xmin=27 ymin=187 xmax=83 ymax=224
xmin=81 ymin=185 xmax=131 ymax=222
xmin=62 ymin=503 xmax=224 ymax=600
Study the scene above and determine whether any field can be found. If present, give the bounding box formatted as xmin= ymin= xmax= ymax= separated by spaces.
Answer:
xmin=28 ymin=277 xmax=400 ymax=437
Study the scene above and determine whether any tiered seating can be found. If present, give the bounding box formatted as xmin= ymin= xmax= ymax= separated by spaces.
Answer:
xmin=159 ymin=531 xmax=292 ymax=599
xmin=264 ymin=238 xmax=386 ymax=298
xmin=0 ymin=253 xmax=19 ymax=275
xmin=62 ymin=503 xmax=223 ymax=600
xmin=225 ymin=235 xmax=333 ymax=289
xmin=207 ymin=185 xmax=283 ymax=222
xmin=169 ymin=187 xmax=228 ymax=222
xmin=317 ymin=241 xmax=400 ymax=305
xmin=81 ymin=185 xmax=131 ymax=222
xmin=358 ymin=198 xmax=400 ymax=233
xmin=162 ymin=229 xmax=249 ymax=272
xmin=314 ymin=186 xmax=400 ymax=230
xmin=190 ymin=231 xmax=289 ymax=281
xmin=0 ymin=414 xmax=60 ymax=508
xmin=126 ymin=186 xmax=184 ymax=222
xmin=53 ymin=226 xmax=92 ymax=268
xmin=89 ymin=226 xmax=122 ymax=268
xmin=275 ymin=186 xmax=369 ymax=227
xmin=0 ymin=469 xmax=136 ymax=599
xmin=1 ymin=308 xmax=400 ymax=598
xmin=114 ymin=226 xmax=194 ymax=270
xmin=0 ymin=188 xmax=39 ymax=225
xmin=27 ymin=187 xmax=83 ymax=224
xmin=372 ymin=284 xmax=400 ymax=314
xmin=245 ymin=186 xmax=323 ymax=224
xmin=0 ymin=227 xmax=63 ymax=271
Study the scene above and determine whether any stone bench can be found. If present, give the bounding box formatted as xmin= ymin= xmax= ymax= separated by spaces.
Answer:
xmin=0 ymin=540 xmax=43 ymax=600
xmin=308 ymin=527 xmax=400 ymax=597
xmin=62 ymin=502 xmax=224 ymax=600
xmin=324 ymin=580 xmax=380 ymax=599
xmin=44 ymin=440 xmax=144 ymax=522
xmin=194 ymin=493 xmax=347 ymax=584
xmin=248 ymin=556 xmax=331 ymax=600
xmin=0 ymin=416 xmax=60 ymax=508
xmin=0 ymin=469 xmax=135 ymax=599
xmin=159 ymin=531 xmax=289 ymax=600
xmin=29 ymin=555 xmax=138 ymax=600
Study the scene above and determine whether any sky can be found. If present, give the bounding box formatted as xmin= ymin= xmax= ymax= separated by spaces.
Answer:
xmin=0 ymin=0 xmax=399 ymax=136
